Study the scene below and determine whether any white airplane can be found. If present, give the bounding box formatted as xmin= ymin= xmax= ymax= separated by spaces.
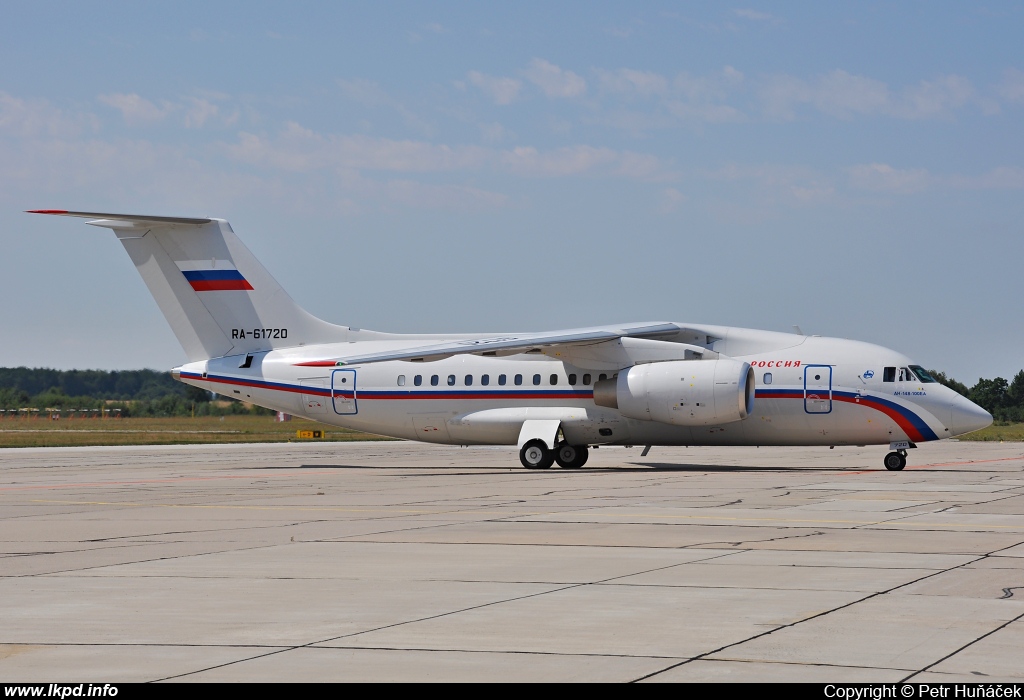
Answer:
xmin=32 ymin=210 xmax=992 ymax=471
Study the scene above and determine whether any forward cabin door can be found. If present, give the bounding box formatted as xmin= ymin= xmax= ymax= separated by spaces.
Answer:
xmin=804 ymin=365 xmax=833 ymax=414
xmin=332 ymin=369 xmax=357 ymax=415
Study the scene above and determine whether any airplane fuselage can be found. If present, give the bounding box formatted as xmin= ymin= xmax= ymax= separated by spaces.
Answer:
xmin=175 ymin=327 xmax=987 ymax=450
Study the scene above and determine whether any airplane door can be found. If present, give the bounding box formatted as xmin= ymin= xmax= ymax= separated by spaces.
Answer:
xmin=804 ymin=365 xmax=832 ymax=414
xmin=332 ymin=369 xmax=357 ymax=415
xmin=298 ymin=379 xmax=328 ymax=414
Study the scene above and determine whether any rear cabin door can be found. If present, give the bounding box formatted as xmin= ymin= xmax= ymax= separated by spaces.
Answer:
xmin=804 ymin=365 xmax=833 ymax=414
xmin=332 ymin=369 xmax=357 ymax=415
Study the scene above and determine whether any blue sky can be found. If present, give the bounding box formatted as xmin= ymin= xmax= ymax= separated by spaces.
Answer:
xmin=2 ymin=1 xmax=1022 ymax=384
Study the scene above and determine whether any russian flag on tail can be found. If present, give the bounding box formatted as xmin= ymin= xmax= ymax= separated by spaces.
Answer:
xmin=176 ymin=260 xmax=253 ymax=292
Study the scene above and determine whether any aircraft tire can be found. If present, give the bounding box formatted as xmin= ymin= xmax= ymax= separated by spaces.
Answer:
xmin=555 ymin=443 xmax=589 ymax=469
xmin=520 ymin=440 xmax=554 ymax=469
xmin=884 ymin=451 xmax=907 ymax=471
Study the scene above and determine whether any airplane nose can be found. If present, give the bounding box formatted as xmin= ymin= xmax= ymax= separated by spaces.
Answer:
xmin=949 ymin=393 xmax=993 ymax=436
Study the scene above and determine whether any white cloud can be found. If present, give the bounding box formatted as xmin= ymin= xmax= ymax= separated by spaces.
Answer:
xmin=895 ymin=75 xmax=972 ymax=118
xmin=849 ymin=163 xmax=1024 ymax=194
xmin=0 ymin=92 xmax=94 ymax=138
xmin=524 ymin=59 xmax=587 ymax=98
xmin=708 ymin=163 xmax=836 ymax=204
xmin=760 ymin=71 xmax=975 ymax=120
xmin=500 ymin=145 xmax=669 ymax=179
xmin=383 ymin=180 xmax=508 ymax=209
xmin=733 ymin=9 xmax=777 ymax=22
xmin=98 ymin=93 xmax=173 ymax=125
xmin=595 ymin=66 xmax=745 ymax=125
xmin=479 ymin=122 xmax=508 ymax=143
xmin=597 ymin=68 xmax=669 ymax=97
xmin=848 ymin=163 xmax=931 ymax=193
xmin=467 ymin=71 xmax=522 ymax=105
xmin=660 ymin=187 xmax=687 ymax=213
xmin=949 ymin=166 xmax=1024 ymax=190
xmin=997 ymin=68 xmax=1024 ymax=104
xmin=225 ymin=122 xmax=672 ymax=181
xmin=228 ymin=123 xmax=489 ymax=173
xmin=337 ymin=78 xmax=392 ymax=107
xmin=184 ymin=98 xmax=219 ymax=128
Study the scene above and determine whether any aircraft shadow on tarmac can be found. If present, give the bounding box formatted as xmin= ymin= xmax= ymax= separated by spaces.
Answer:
xmin=248 ymin=462 xmax=865 ymax=474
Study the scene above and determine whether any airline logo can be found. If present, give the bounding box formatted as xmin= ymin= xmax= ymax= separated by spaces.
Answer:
xmin=176 ymin=260 xmax=253 ymax=292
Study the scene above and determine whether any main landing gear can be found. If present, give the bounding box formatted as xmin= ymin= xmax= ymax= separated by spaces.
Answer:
xmin=519 ymin=440 xmax=589 ymax=469
xmin=883 ymin=450 xmax=908 ymax=471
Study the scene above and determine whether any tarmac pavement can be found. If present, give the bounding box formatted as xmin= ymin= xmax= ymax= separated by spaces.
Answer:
xmin=0 ymin=440 xmax=1021 ymax=682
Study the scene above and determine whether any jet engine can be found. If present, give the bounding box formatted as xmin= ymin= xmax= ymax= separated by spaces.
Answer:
xmin=592 ymin=359 xmax=755 ymax=426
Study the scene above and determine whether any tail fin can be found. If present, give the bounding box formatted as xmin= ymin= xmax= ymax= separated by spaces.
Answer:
xmin=31 ymin=211 xmax=356 ymax=361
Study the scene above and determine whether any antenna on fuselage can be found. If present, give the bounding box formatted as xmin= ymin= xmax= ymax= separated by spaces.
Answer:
xmin=792 ymin=325 xmax=804 ymax=335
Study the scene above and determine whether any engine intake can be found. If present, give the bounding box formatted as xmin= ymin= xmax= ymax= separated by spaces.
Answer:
xmin=593 ymin=359 xmax=754 ymax=426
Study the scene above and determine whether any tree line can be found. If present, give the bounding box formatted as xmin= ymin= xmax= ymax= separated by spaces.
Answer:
xmin=0 ymin=367 xmax=270 ymax=417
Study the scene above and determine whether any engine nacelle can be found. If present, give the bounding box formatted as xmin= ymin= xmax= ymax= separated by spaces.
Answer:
xmin=592 ymin=359 xmax=755 ymax=426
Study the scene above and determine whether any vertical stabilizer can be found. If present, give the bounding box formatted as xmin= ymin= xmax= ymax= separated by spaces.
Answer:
xmin=31 ymin=211 xmax=356 ymax=361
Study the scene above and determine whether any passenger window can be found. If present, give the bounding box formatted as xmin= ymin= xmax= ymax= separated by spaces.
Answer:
xmin=583 ymin=374 xmax=591 ymax=385
xmin=568 ymin=374 xmax=577 ymax=386
xmin=550 ymin=374 xmax=558 ymax=385
xmin=465 ymin=374 xmax=473 ymax=386
xmin=883 ymin=367 xmax=896 ymax=382
xmin=481 ymin=374 xmax=489 ymax=386
xmin=763 ymin=372 xmax=772 ymax=385
xmin=431 ymin=375 xmax=439 ymax=386
xmin=447 ymin=375 xmax=456 ymax=386
xmin=498 ymin=374 xmax=507 ymax=386
xmin=414 ymin=375 xmax=422 ymax=386
xmin=599 ymin=374 xmax=607 ymax=382
xmin=514 ymin=374 xmax=523 ymax=386
xmin=533 ymin=374 xmax=541 ymax=386
xmin=397 ymin=375 xmax=406 ymax=386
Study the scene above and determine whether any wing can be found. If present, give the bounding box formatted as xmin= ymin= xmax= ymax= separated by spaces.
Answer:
xmin=329 ymin=322 xmax=688 ymax=365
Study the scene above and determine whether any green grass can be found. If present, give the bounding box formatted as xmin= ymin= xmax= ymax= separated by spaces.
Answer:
xmin=0 ymin=414 xmax=393 ymax=448
xmin=954 ymin=422 xmax=1024 ymax=442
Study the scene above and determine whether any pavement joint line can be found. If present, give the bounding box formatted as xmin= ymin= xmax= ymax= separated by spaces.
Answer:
xmin=900 ymin=609 xmax=1024 ymax=683
xmin=629 ymin=545 xmax=1002 ymax=683
xmin=301 ymin=644 xmax=686 ymax=660
xmin=25 ymin=498 xmax=1024 ymax=529
xmin=3 ymin=453 xmax=1022 ymax=493
xmin=152 ymin=581 xmax=586 ymax=682
xmin=152 ymin=547 xmax=749 ymax=680
xmin=682 ymin=656 xmax=914 ymax=674
xmin=14 ymin=540 xmax=306 ymax=579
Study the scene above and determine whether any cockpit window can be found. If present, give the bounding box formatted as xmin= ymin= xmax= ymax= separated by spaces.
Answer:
xmin=898 ymin=367 xmax=913 ymax=382
xmin=908 ymin=365 xmax=937 ymax=383
xmin=883 ymin=367 xmax=896 ymax=382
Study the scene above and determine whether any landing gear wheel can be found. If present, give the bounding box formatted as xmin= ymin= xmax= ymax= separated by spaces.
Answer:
xmin=554 ymin=443 xmax=589 ymax=469
xmin=520 ymin=440 xmax=554 ymax=469
xmin=884 ymin=451 xmax=907 ymax=471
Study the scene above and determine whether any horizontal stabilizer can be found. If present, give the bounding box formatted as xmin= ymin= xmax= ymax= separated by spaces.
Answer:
xmin=28 ymin=210 xmax=212 ymax=226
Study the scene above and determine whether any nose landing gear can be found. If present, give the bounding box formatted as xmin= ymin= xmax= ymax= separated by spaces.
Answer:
xmin=883 ymin=450 xmax=907 ymax=471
